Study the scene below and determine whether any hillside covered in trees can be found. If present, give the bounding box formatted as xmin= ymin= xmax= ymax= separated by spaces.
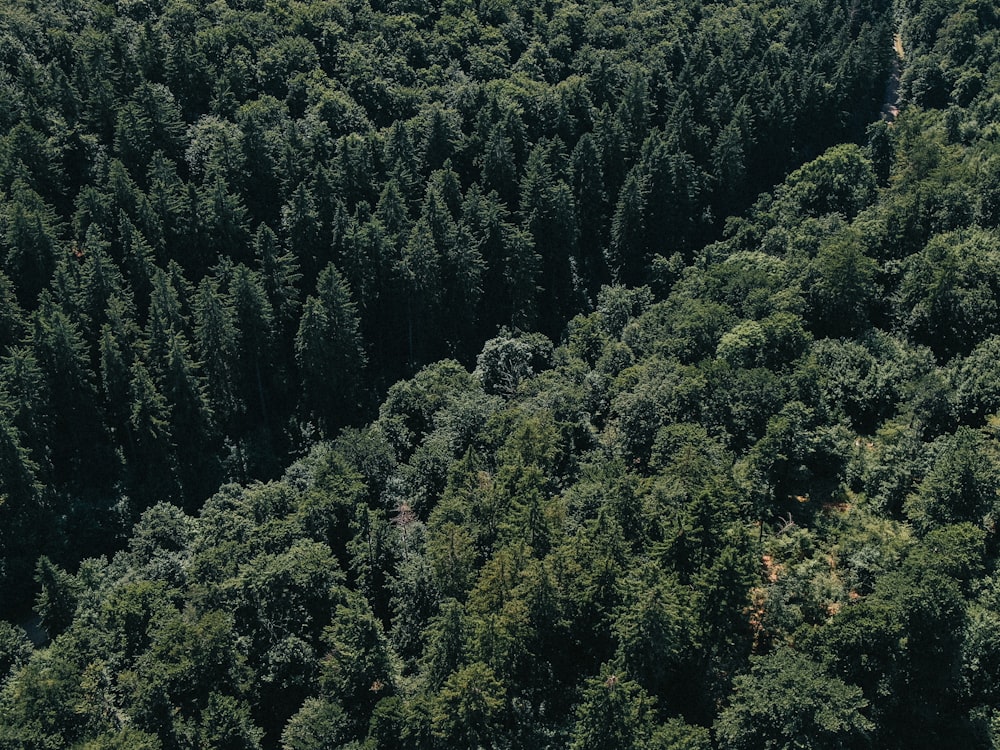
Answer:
xmin=5 ymin=0 xmax=1000 ymax=746
xmin=0 ymin=0 xmax=894 ymax=611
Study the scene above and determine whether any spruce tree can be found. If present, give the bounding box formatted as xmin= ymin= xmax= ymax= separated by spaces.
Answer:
xmin=295 ymin=263 xmax=367 ymax=434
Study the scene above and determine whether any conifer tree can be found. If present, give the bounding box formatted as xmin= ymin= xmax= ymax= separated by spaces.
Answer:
xmin=281 ymin=182 xmax=322 ymax=284
xmin=193 ymin=276 xmax=241 ymax=434
xmin=253 ymin=223 xmax=302 ymax=339
xmin=31 ymin=293 xmax=113 ymax=490
xmin=0 ymin=406 xmax=44 ymax=611
xmin=200 ymin=172 xmax=251 ymax=266
xmin=609 ymin=169 xmax=647 ymax=286
xmin=126 ymin=358 xmax=179 ymax=506
xmin=397 ymin=217 xmax=443 ymax=368
xmin=2 ymin=181 xmax=61 ymax=305
xmin=74 ymin=227 xmax=129 ymax=349
xmin=230 ymin=265 xmax=281 ymax=472
xmin=160 ymin=330 xmax=219 ymax=506
xmin=570 ymin=133 xmax=610 ymax=295
xmin=99 ymin=321 xmax=137 ymax=461
xmin=520 ymin=141 xmax=578 ymax=334
xmin=295 ymin=263 xmax=367 ymax=433
xmin=145 ymin=267 xmax=187 ymax=380
xmin=571 ymin=671 xmax=656 ymax=750
xmin=0 ymin=269 xmax=25 ymax=351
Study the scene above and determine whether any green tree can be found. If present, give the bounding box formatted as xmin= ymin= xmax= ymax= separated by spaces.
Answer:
xmin=193 ymin=276 xmax=240 ymax=434
xmin=2 ymin=181 xmax=62 ymax=305
xmin=281 ymin=698 xmax=351 ymax=750
xmin=281 ymin=182 xmax=322 ymax=283
xmin=432 ymin=662 xmax=507 ymax=750
xmin=570 ymin=133 xmax=610 ymax=293
xmin=898 ymin=229 xmax=1000 ymax=359
xmin=319 ymin=591 xmax=396 ymax=730
xmin=398 ymin=217 xmax=443 ymax=368
xmin=158 ymin=329 xmax=219 ymax=506
xmin=254 ymin=223 xmax=302 ymax=338
xmin=295 ymin=262 xmax=367 ymax=433
xmin=570 ymin=670 xmax=656 ymax=750
xmin=904 ymin=427 xmax=1000 ymax=532
xmin=199 ymin=173 xmax=251 ymax=267
xmin=421 ymin=598 xmax=468 ymax=691
xmin=197 ymin=692 xmax=263 ymax=750
xmin=519 ymin=141 xmax=580 ymax=334
xmin=34 ymin=556 xmax=80 ymax=637
xmin=609 ymin=169 xmax=647 ymax=285
xmin=613 ymin=563 xmax=696 ymax=703
xmin=131 ymin=610 xmax=251 ymax=741
xmin=0 ymin=403 xmax=44 ymax=611
xmin=810 ymin=229 xmax=877 ymax=337
xmin=714 ymin=649 xmax=873 ymax=750
xmin=125 ymin=359 xmax=179 ymax=505
xmin=778 ymin=143 xmax=877 ymax=220
xmin=0 ymin=612 xmax=32 ymax=683
xmin=30 ymin=294 xmax=114 ymax=492
xmin=230 ymin=264 xmax=279 ymax=468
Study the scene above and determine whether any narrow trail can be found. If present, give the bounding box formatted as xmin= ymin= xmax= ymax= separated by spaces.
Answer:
xmin=881 ymin=33 xmax=905 ymax=122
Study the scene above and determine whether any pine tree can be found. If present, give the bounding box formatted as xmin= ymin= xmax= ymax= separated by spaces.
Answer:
xmin=421 ymin=105 xmax=458 ymax=175
xmin=30 ymin=293 xmax=113 ymax=491
xmin=2 ymin=181 xmax=61 ymax=306
xmin=608 ymin=169 xmax=647 ymax=286
xmin=616 ymin=70 xmax=650 ymax=155
xmin=253 ymin=223 xmax=302 ymax=339
xmin=74 ymin=227 xmax=129 ymax=350
xmin=398 ymin=218 xmax=443 ymax=368
xmin=200 ymin=173 xmax=251 ymax=267
xmin=570 ymin=134 xmax=610 ymax=295
xmin=376 ymin=178 xmax=413 ymax=247
xmin=519 ymin=141 xmax=579 ymax=334
xmin=230 ymin=265 xmax=281 ymax=473
xmin=295 ymin=263 xmax=367 ymax=433
xmin=383 ymin=121 xmax=422 ymax=209
xmin=105 ymin=159 xmax=146 ymax=228
xmin=320 ymin=591 xmax=396 ymax=731
xmin=461 ymin=186 xmax=540 ymax=333
xmin=570 ymin=671 xmax=656 ymax=750
xmin=238 ymin=100 xmax=285 ymax=226
xmin=114 ymin=212 xmax=156 ymax=307
xmin=1 ymin=346 xmax=53 ymax=486
xmin=145 ymin=152 xmax=189 ymax=260
xmin=0 ymin=405 xmax=44 ymax=612
xmin=159 ymin=330 xmax=219 ymax=507
xmin=421 ymin=599 xmax=468 ymax=690
xmin=480 ymin=125 xmax=518 ymax=207
xmin=193 ymin=276 xmax=240 ymax=434
xmin=281 ymin=182 xmax=322 ymax=284
xmin=334 ymin=133 xmax=376 ymax=211
xmin=34 ymin=556 xmax=80 ymax=637
xmin=125 ymin=358 xmax=179 ymax=507
xmin=145 ymin=267 xmax=187 ymax=381
xmin=640 ymin=135 xmax=706 ymax=261
xmin=0 ymin=270 xmax=25 ymax=351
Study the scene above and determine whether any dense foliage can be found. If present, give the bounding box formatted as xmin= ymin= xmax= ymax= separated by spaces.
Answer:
xmin=0 ymin=0 xmax=893 ymax=611
xmin=6 ymin=0 xmax=1000 ymax=746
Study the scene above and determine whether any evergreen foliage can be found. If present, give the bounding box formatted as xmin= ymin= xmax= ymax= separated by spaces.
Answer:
xmin=3 ymin=0 xmax=1000 ymax=746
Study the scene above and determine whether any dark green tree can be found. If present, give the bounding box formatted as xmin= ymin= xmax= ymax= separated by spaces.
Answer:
xmin=714 ymin=649 xmax=873 ymax=750
xmin=570 ymin=670 xmax=656 ymax=750
xmin=295 ymin=262 xmax=367 ymax=433
xmin=431 ymin=662 xmax=507 ymax=750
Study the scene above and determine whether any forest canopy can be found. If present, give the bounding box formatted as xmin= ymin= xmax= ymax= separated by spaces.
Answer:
xmin=0 ymin=0 xmax=896 ymax=610
xmin=4 ymin=0 xmax=1000 ymax=746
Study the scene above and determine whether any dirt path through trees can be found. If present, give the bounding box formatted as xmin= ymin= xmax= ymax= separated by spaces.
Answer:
xmin=882 ymin=33 xmax=905 ymax=121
